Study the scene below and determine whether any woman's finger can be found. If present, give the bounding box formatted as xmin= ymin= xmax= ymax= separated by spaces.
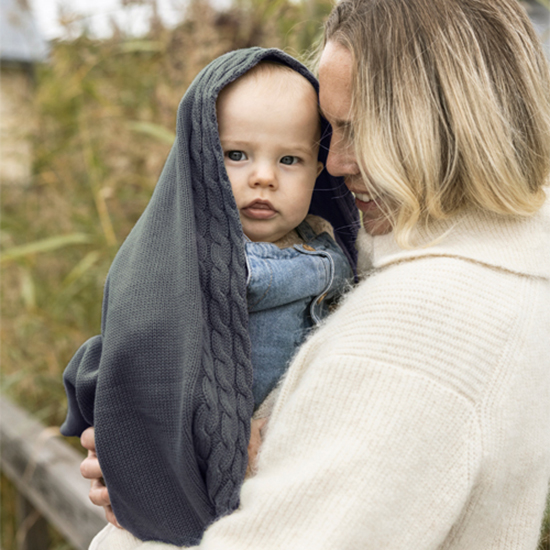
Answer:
xmin=80 ymin=426 xmax=96 ymax=453
xmin=80 ymin=451 xmax=103 ymax=480
xmin=104 ymin=505 xmax=123 ymax=529
xmin=89 ymin=478 xmax=111 ymax=507
xmin=87 ymin=474 xmax=122 ymax=529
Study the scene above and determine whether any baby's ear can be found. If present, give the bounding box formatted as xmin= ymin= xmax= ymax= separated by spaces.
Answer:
xmin=316 ymin=161 xmax=324 ymax=177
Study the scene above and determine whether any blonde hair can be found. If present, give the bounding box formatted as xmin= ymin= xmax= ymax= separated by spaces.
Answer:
xmin=324 ymin=0 xmax=550 ymax=244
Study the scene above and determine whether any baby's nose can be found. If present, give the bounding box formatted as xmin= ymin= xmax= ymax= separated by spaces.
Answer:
xmin=250 ymin=163 xmax=278 ymax=189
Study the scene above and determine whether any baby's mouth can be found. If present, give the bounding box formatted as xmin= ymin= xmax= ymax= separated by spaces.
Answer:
xmin=242 ymin=200 xmax=277 ymax=220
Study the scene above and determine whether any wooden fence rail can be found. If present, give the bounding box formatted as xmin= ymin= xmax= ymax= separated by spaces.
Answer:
xmin=0 ymin=395 xmax=107 ymax=550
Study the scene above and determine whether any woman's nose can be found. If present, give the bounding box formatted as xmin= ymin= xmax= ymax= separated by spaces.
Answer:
xmin=326 ymin=137 xmax=359 ymax=178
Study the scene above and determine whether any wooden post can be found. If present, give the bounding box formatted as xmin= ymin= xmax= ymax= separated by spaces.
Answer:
xmin=16 ymin=493 xmax=50 ymax=550
xmin=0 ymin=396 xmax=107 ymax=550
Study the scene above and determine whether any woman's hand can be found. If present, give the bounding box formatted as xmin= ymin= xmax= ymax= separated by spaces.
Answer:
xmin=80 ymin=418 xmax=267 ymax=527
xmin=80 ymin=427 xmax=122 ymax=529
xmin=246 ymin=418 xmax=268 ymax=477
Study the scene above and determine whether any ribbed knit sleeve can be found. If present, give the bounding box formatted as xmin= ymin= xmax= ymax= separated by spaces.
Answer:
xmin=90 ymin=251 xmax=550 ymax=550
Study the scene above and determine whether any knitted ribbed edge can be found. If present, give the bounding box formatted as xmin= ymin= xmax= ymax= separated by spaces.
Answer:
xmin=189 ymin=52 xmax=253 ymax=514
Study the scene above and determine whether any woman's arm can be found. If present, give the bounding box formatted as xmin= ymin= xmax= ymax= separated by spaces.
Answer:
xmin=133 ymin=361 xmax=480 ymax=549
xmin=82 ymin=418 xmax=268 ymax=526
xmin=92 ymin=359 xmax=481 ymax=550
xmin=93 ymin=256 xmax=513 ymax=550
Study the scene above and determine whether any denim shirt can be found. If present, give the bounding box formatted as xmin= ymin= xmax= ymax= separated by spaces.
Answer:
xmin=245 ymin=220 xmax=353 ymax=408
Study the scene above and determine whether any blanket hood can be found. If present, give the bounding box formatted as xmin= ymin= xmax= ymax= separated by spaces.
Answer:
xmin=60 ymin=47 xmax=359 ymax=545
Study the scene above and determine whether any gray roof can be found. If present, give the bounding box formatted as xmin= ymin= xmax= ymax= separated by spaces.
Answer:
xmin=524 ymin=0 xmax=550 ymax=56
xmin=526 ymin=0 xmax=550 ymax=28
xmin=0 ymin=0 xmax=48 ymax=63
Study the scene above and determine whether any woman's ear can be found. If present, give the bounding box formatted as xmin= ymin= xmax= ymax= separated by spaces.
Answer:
xmin=317 ymin=161 xmax=324 ymax=177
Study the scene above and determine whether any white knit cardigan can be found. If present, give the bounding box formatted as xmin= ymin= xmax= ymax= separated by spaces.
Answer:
xmin=91 ymin=199 xmax=550 ymax=550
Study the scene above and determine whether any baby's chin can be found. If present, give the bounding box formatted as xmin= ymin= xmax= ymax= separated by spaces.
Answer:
xmin=241 ymin=224 xmax=296 ymax=244
xmin=243 ymin=231 xmax=286 ymax=243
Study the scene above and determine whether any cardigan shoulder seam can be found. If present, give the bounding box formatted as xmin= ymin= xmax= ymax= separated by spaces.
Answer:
xmin=331 ymin=352 xmax=481 ymax=408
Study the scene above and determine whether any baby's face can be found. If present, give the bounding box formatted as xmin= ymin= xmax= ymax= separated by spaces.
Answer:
xmin=217 ymin=70 xmax=323 ymax=243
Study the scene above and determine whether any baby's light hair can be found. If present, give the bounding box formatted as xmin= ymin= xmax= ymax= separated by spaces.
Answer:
xmin=219 ymin=60 xmax=321 ymax=142
xmin=234 ymin=60 xmax=313 ymax=95
xmin=323 ymin=0 xmax=550 ymax=246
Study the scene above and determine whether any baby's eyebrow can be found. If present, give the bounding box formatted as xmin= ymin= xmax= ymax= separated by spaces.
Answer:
xmin=283 ymin=144 xmax=317 ymax=156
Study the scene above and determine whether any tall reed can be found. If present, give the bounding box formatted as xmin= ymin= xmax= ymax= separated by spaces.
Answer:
xmin=1 ymin=0 xmax=548 ymax=548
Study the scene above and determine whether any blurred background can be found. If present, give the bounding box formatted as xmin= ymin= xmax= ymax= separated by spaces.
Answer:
xmin=0 ymin=0 xmax=549 ymax=548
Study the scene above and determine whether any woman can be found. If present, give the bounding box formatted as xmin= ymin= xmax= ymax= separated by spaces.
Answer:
xmin=84 ymin=0 xmax=550 ymax=547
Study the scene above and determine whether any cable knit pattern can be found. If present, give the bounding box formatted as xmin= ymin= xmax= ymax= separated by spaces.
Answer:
xmin=91 ymin=196 xmax=550 ymax=550
xmin=60 ymin=48 xmax=359 ymax=546
xmin=188 ymin=54 xmax=252 ymax=513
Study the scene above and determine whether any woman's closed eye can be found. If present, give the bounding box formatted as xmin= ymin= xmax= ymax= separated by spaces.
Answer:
xmin=280 ymin=155 xmax=300 ymax=165
xmin=226 ymin=150 xmax=248 ymax=161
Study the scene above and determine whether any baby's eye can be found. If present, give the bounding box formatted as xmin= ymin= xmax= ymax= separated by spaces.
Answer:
xmin=280 ymin=155 xmax=299 ymax=165
xmin=226 ymin=151 xmax=247 ymax=161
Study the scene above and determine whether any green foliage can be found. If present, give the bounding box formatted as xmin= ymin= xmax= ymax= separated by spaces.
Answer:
xmin=1 ymin=0 xmax=331 ymax=423
xmin=1 ymin=0 xmax=548 ymax=548
xmin=1 ymin=234 xmax=95 ymax=262
xmin=0 ymin=1 xmax=331 ymax=547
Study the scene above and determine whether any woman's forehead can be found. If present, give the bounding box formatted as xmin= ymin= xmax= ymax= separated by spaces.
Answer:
xmin=318 ymin=42 xmax=354 ymax=125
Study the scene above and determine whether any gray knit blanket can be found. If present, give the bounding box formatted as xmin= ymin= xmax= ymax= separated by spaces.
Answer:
xmin=61 ymin=47 xmax=358 ymax=545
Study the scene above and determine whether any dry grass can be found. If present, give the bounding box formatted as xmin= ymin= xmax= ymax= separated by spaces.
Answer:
xmin=1 ymin=0 xmax=548 ymax=548
xmin=0 ymin=1 xmax=332 ymax=547
xmin=1 ymin=0 xmax=332 ymax=422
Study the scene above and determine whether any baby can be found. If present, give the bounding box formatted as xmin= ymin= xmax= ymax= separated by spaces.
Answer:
xmin=61 ymin=48 xmax=357 ymax=546
xmin=217 ymin=62 xmax=353 ymax=414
